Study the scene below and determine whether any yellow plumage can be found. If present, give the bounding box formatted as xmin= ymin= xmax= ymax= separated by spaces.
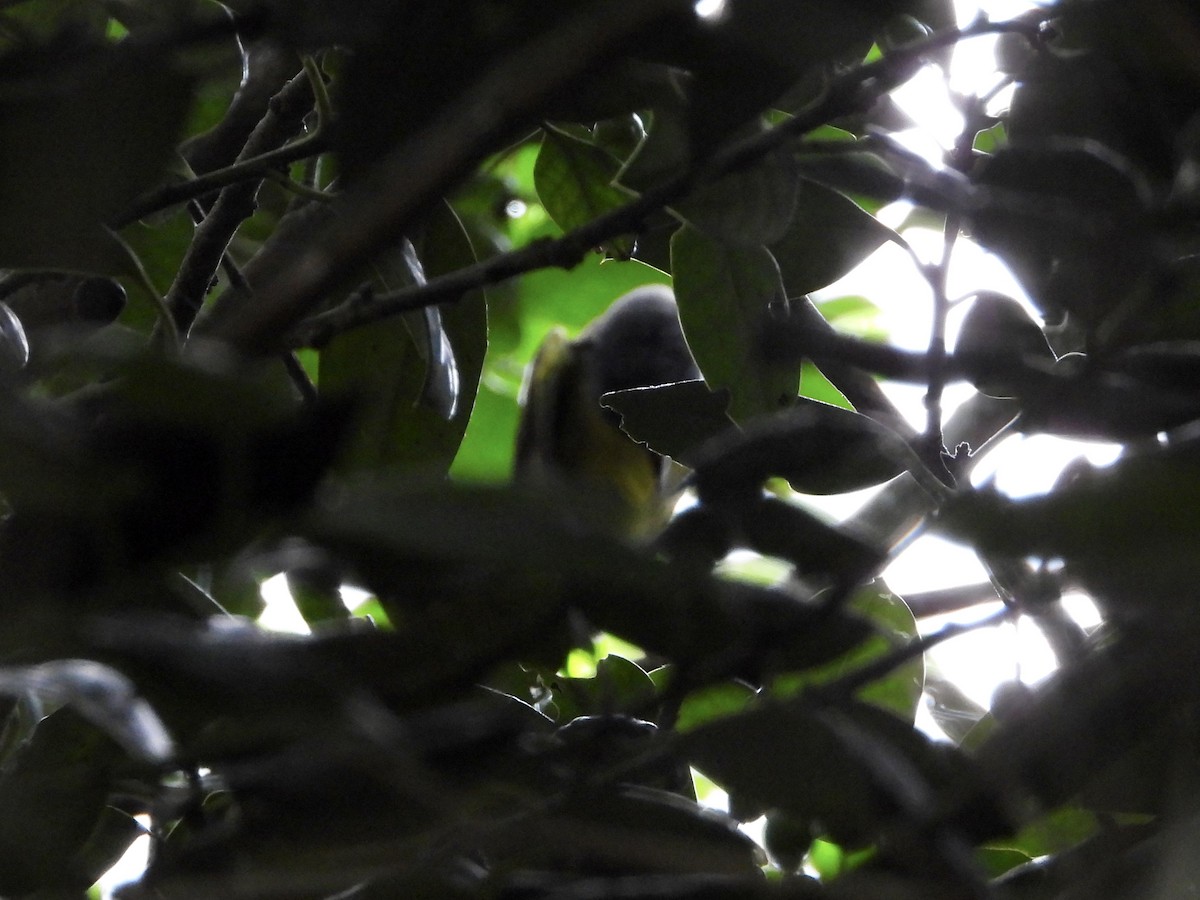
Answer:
xmin=514 ymin=286 xmax=699 ymax=533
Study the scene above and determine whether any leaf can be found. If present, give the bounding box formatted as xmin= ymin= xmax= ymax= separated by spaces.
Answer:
xmin=1005 ymin=39 xmax=1176 ymax=182
xmin=415 ymin=203 xmax=488 ymax=417
xmin=689 ymin=399 xmax=913 ymax=497
xmin=542 ymin=58 xmax=683 ymax=123
xmin=114 ymin=212 xmax=190 ymax=332
xmin=674 ymin=150 xmax=801 ymax=246
xmin=845 ymin=583 xmax=923 ymax=719
xmin=62 ymin=806 xmax=146 ymax=892
xmin=675 ymin=681 xmax=757 ymax=733
xmin=0 ymin=708 xmax=123 ymax=896
xmin=0 ymin=659 xmax=174 ymax=763
xmin=305 ymin=479 xmax=875 ymax=681
xmin=320 ymin=209 xmax=485 ymax=477
xmin=535 ymin=126 xmax=635 ymax=257
xmin=954 ymin=292 xmax=1054 ymax=399
xmin=0 ymin=43 xmax=193 ymax=272
xmin=545 ymin=655 xmax=658 ymax=722
xmin=515 ymin=785 xmax=764 ymax=875
xmin=618 ymin=96 xmax=690 ymax=194
xmin=938 ymin=447 xmax=1200 ymax=610
xmin=735 ymin=496 xmax=884 ymax=583
xmin=602 ymin=379 xmax=736 ymax=467
xmin=771 ymin=180 xmax=897 ymax=295
xmin=682 ymin=698 xmax=974 ymax=842
xmin=771 ymin=581 xmax=923 ymax=723
xmin=800 ymin=360 xmax=852 ymax=409
xmin=671 ymin=226 xmax=800 ymax=422
xmin=0 ymin=344 xmax=348 ymax=564
xmin=0 ymin=0 xmax=109 ymax=50
xmin=396 ymin=239 xmax=460 ymax=421
xmin=688 ymin=0 xmax=907 ymax=87
xmin=987 ymin=806 xmax=1101 ymax=860
xmin=969 ymin=144 xmax=1152 ymax=326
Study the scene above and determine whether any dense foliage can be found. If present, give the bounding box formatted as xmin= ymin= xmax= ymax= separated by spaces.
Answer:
xmin=0 ymin=0 xmax=1197 ymax=896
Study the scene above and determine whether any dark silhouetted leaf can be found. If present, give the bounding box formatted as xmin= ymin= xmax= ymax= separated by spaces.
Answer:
xmin=602 ymin=379 xmax=735 ymax=467
xmin=0 ymin=44 xmax=192 ymax=272
xmin=674 ymin=681 xmax=756 ymax=733
xmin=0 ymin=709 xmax=123 ymax=896
xmin=736 ymin=497 xmax=884 ymax=583
xmin=683 ymin=699 xmax=975 ymax=843
xmin=511 ymin=785 xmax=764 ymax=875
xmin=969 ymin=144 xmax=1152 ymax=326
xmin=689 ymin=399 xmax=914 ymax=497
xmin=770 ymin=581 xmax=922 ymax=722
xmin=939 ymin=445 xmax=1200 ymax=610
xmin=0 ymin=659 xmax=173 ymax=763
xmin=546 ymin=655 xmax=658 ymax=722
xmin=954 ymin=292 xmax=1054 ymax=399
xmin=771 ymin=180 xmax=897 ymax=295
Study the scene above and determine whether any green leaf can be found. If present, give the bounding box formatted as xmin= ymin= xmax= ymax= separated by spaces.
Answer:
xmin=675 ymin=681 xmax=757 ymax=733
xmin=800 ymin=360 xmax=852 ymax=409
xmin=770 ymin=581 xmax=922 ymax=722
xmin=771 ymin=180 xmax=897 ymax=295
xmin=450 ymin=378 xmax=522 ymax=482
xmin=987 ymin=806 xmax=1101 ymax=860
xmin=0 ymin=44 xmax=193 ymax=273
xmin=117 ymin=211 xmax=194 ymax=332
xmin=831 ymin=583 xmax=923 ymax=720
xmin=671 ymin=226 xmax=799 ymax=422
xmin=320 ymin=208 xmax=485 ymax=477
xmin=675 ymin=150 xmax=800 ymax=246
xmin=545 ymin=655 xmax=658 ymax=722
xmin=535 ymin=126 xmax=635 ymax=257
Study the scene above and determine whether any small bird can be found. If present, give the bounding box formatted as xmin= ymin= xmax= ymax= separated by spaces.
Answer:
xmin=514 ymin=285 xmax=700 ymax=532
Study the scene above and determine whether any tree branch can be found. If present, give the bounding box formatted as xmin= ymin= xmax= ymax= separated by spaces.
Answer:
xmin=193 ymin=0 xmax=699 ymax=354
xmin=162 ymin=68 xmax=316 ymax=338
xmin=281 ymin=14 xmax=1053 ymax=354
xmin=180 ymin=40 xmax=301 ymax=180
